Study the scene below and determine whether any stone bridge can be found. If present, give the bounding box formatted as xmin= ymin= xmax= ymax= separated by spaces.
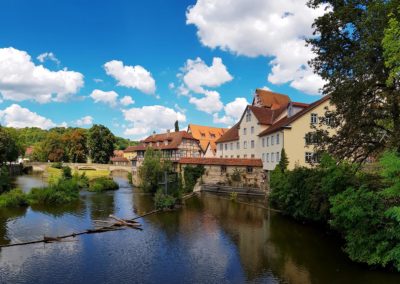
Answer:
xmin=27 ymin=162 xmax=132 ymax=173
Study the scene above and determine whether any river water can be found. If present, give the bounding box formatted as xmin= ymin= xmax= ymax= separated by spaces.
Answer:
xmin=0 ymin=173 xmax=399 ymax=284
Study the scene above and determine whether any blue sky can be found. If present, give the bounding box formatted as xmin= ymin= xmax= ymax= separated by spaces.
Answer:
xmin=0 ymin=0 xmax=325 ymax=139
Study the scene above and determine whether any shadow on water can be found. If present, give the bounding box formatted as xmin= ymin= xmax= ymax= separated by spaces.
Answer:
xmin=0 ymin=174 xmax=399 ymax=283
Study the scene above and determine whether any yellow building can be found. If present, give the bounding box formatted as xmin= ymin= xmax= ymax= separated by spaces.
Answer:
xmin=258 ymin=95 xmax=334 ymax=170
xmin=123 ymin=146 xmax=137 ymax=161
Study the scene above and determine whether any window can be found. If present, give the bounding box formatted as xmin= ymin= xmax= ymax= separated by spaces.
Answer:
xmin=305 ymin=152 xmax=313 ymax=163
xmin=266 ymin=153 xmax=270 ymax=162
xmin=251 ymin=154 xmax=255 ymax=158
xmin=305 ymin=152 xmax=321 ymax=164
xmin=230 ymin=143 xmax=233 ymax=150
xmin=246 ymin=108 xmax=251 ymax=122
xmin=164 ymin=140 xmax=168 ymax=145
xmin=276 ymin=134 xmax=280 ymax=144
xmin=210 ymin=134 xmax=216 ymax=139
xmin=251 ymin=126 xmax=254 ymax=134
xmin=251 ymin=140 xmax=255 ymax=148
xmin=271 ymin=135 xmax=274 ymax=145
xmin=244 ymin=141 xmax=247 ymax=149
xmin=305 ymin=132 xmax=320 ymax=145
xmin=219 ymin=144 xmax=223 ymax=151
xmin=262 ymin=138 xmax=265 ymax=147
xmin=276 ymin=152 xmax=280 ymax=162
xmin=224 ymin=143 xmax=228 ymax=151
xmin=237 ymin=155 xmax=240 ymax=158
xmin=225 ymin=155 xmax=228 ymax=158
xmin=231 ymin=155 xmax=234 ymax=158
xmin=311 ymin=113 xmax=318 ymax=124
xmin=236 ymin=142 xmax=240 ymax=149
xmin=267 ymin=137 xmax=269 ymax=146
xmin=244 ymin=154 xmax=247 ymax=158
xmin=325 ymin=116 xmax=334 ymax=127
xmin=243 ymin=128 xmax=247 ymax=135
xmin=262 ymin=153 xmax=265 ymax=161
xmin=271 ymin=152 xmax=275 ymax=162
xmin=246 ymin=166 xmax=253 ymax=173
xmin=201 ymin=133 xmax=206 ymax=138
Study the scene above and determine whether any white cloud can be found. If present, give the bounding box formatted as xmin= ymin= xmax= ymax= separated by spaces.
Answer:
xmin=75 ymin=115 xmax=93 ymax=126
xmin=104 ymin=60 xmax=156 ymax=94
xmin=189 ymin=90 xmax=223 ymax=114
xmin=37 ymin=52 xmax=60 ymax=65
xmin=90 ymin=89 xmax=119 ymax=107
xmin=93 ymin=78 xmax=103 ymax=83
xmin=0 ymin=47 xmax=83 ymax=103
xmin=213 ymin=97 xmax=249 ymax=125
xmin=0 ymin=104 xmax=56 ymax=129
xmin=123 ymin=105 xmax=186 ymax=138
xmin=168 ymin=82 xmax=175 ymax=89
xmin=186 ymin=0 xmax=328 ymax=95
xmin=179 ymin=57 xmax=233 ymax=93
xmin=120 ymin=96 xmax=135 ymax=106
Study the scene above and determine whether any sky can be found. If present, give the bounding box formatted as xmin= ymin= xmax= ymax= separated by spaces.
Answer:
xmin=0 ymin=0 xmax=327 ymax=140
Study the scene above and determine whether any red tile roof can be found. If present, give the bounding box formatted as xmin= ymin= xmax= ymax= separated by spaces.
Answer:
xmin=258 ymin=95 xmax=331 ymax=137
xmin=292 ymin=102 xmax=310 ymax=108
xmin=124 ymin=131 xmax=199 ymax=151
xmin=215 ymin=123 xmax=240 ymax=143
xmin=111 ymin=157 xmax=129 ymax=162
xmin=248 ymin=105 xmax=287 ymax=125
xmin=188 ymin=124 xmax=228 ymax=153
xmin=179 ymin=157 xmax=263 ymax=167
xmin=254 ymin=89 xmax=290 ymax=109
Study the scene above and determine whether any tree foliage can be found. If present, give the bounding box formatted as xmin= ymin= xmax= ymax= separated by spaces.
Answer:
xmin=308 ymin=0 xmax=400 ymax=160
xmin=174 ymin=120 xmax=179 ymax=132
xmin=87 ymin=124 xmax=116 ymax=164
xmin=0 ymin=127 xmax=21 ymax=164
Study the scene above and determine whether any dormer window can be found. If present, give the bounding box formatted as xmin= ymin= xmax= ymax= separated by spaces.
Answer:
xmin=201 ymin=133 xmax=205 ymax=138
xmin=210 ymin=134 xmax=216 ymax=139
xmin=246 ymin=109 xmax=251 ymax=122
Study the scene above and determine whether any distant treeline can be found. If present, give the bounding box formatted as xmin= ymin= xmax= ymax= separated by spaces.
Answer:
xmin=0 ymin=125 xmax=138 ymax=164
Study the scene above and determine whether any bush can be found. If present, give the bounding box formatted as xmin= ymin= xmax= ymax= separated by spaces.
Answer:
xmin=127 ymin=172 xmax=133 ymax=185
xmin=183 ymin=165 xmax=205 ymax=193
xmin=51 ymin=162 xmax=63 ymax=169
xmin=28 ymin=177 xmax=81 ymax=205
xmin=154 ymin=189 xmax=176 ymax=209
xmin=62 ymin=166 xmax=72 ymax=179
xmin=0 ymin=166 xmax=11 ymax=194
xmin=88 ymin=177 xmax=119 ymax=192
xmin=0 ymin=188 xmax=29 ymax=208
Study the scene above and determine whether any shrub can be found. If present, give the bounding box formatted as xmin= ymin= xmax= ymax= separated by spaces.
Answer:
xmin=0 ymin=166 xmax=11 ymax=194
xmin=183 ymin=165 xmax=205 ymax=193
xmin=0 ymin=188 xmax=29 ymax=208
xmin=51 ymin=162 xmax=63 ymax=169
xmin=127 ymin=172 xmax=133 ymax=185
xmin=62 ymin=166 xmax=72 ymax=179
xmin=28 ymin=178 xmax=80 ymax=205
xmin=154 ymin=189 xmax=176 ymax=209
xmin=88 ymin=177 xmax=119 ymax=192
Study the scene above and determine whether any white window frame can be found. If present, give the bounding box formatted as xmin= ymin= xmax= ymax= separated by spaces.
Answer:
xmin=311 ymin=113 xmax=318 ymax=124
xmin=251 ymin=140 xmax=255 ymax=149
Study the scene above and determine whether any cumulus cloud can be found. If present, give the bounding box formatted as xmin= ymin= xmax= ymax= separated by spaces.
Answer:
xmin=179 ymin=57 xmax=233 ymax=93
xmin=37 ymin=52 xmax=60 ymax=65
xmin=75 ymin=115 xmax=93 ymax=126
xmin=104 ymin=60 xmax=156 ymax=95
xmin=189 ymin=90 xmax=223 ymax=114
xmin=120 ymin=96 xmax=135 ymax=106
xmin=186 ymin=0 xmax=327 ymax=95
xmin=123 ymin=105 xmax=186 ymax=138
xmin=90 ymin=89 xmax=119 ymax=107
xmin=213 ymin=97 xmax=249 ymax=125
xmin=0 ymin=47 xmax=84 ymax=103
xmin=0 ymin=104 xmax=56 ymax=129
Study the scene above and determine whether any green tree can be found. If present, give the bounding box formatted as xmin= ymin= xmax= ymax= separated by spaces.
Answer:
xmin=277 ymin=148 xmax=289 ymax=172
xmin=174 ymin=120 xmax=179 ymax=132
xmin=88 ymin=124 xmax=116 ymax=164
xmin=0 ymin=127 xmax=20 ymax=164
xmin=42 ymin=132 xmax=66 ymax=162
xmin=308 ymin=0 xmax=400 ymax=160
xmin=383 ymin=10 xmax=400 ymax=87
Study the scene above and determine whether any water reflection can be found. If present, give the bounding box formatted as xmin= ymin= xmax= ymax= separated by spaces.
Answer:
xmin=0 ymin=174 xmax=399 ymax=284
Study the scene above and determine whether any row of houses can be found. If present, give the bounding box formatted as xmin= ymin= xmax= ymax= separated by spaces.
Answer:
xmin=115 ymin=89 xmax=334 ymax=189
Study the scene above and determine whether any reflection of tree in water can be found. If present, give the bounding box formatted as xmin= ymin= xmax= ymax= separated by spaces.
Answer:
xmin=87 ymin=191 xmax=115 ymax=220
xmin=0 ymin=207 xmax=27 ymax=245
xmin=30 ymin=200 xmax=85 ymax=218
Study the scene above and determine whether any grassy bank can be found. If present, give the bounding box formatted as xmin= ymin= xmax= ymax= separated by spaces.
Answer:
xmin=270 ymin=151 xmax=400 ymax=271
xmin=88 ymin=177 xmax=119 ymax=192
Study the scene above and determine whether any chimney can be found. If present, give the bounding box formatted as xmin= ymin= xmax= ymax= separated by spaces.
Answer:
xmin=167 ymin=129 xmax=170 ymax=137
xmin=152 ymin=131 xmax=156 ymax=138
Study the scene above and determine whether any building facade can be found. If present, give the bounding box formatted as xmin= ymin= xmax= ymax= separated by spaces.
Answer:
xmin=187 ymin=124 xmax=228 ymax=157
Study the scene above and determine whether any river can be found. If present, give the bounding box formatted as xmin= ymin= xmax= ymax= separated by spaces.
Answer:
xmin=0 ymin=173 xmax=399 ymax=283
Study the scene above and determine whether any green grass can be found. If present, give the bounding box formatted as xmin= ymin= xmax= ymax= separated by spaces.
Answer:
xmin=0 ymin=188 xmax=29 ymax=208
xmin=77 ymin=169 xmax=110 ymax=180
xmin=88 ymin=177 xmax=119 ymax=192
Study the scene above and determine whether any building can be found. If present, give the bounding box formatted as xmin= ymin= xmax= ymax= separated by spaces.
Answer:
xmin=215 ymin=89 xmax=308 ymax=161
xmin=258 ymin=95 xmax=333 ymax=171
xmin=216 ymin=88 xmax=334 ymax=172
xmin=128 ymin=130 xmax=202 ymax=169
xmin=110 ymin=156 xmax=130 ymax=166
xmin=187 ymin=124 xmax=228 ymax=157
xmin=123 ymin=146 xmax=138 ymax=162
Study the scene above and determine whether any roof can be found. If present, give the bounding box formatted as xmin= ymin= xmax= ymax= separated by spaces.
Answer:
xmin=113 ymin=150 xmax=124 ymax=157
xmin=188 ymin=124 xmax=228 ymax=152
xmin=179 ymin=157 xmax=263 ymax=167
xmin=253 ymin=89 xmax=290 ymax=109
xmin=215 ymin=123 xmax=240 ymax=143
xmin=124 ymin=131 xmax=199 ymax=151
xmin=124 ymin=146 xmax=138 ymax=153
xmin=25 ymin=146 xmax=34 ymax=156
xmin=292 ymin=102 xmax=310 ymax=108
xmin=111 ymin=157 xmax=129 ymax=162
xmin=248 ymin=105 xmax=287 ymax=125
xmin=258 ymin=95 xmax=331 ymax=137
